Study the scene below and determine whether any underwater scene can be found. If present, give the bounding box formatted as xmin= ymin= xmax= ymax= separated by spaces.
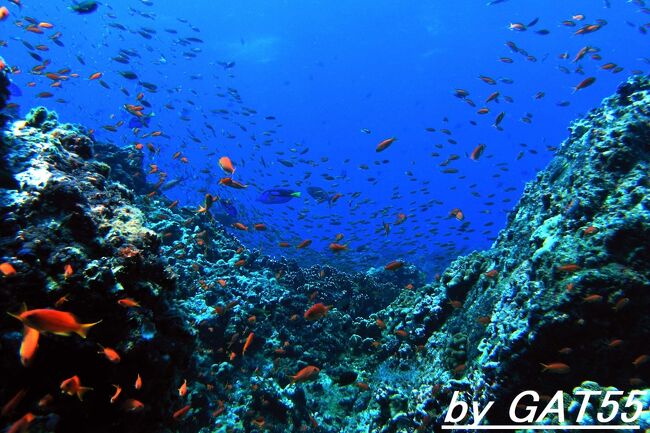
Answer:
xmin=0 ymin=0 xmax=650 ymax=432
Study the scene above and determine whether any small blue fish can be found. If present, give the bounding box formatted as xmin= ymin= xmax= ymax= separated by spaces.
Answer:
xmin=257 ymin=189 xmax=301 ymax=204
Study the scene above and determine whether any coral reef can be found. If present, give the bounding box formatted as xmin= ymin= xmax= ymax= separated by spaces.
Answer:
xmin=0 ymin=108 xmax=194 ymax=432
xmin=1 ymin=76 xmax=650 ymax=432
xmin=0 ymin=63 xmax=9 ymax=127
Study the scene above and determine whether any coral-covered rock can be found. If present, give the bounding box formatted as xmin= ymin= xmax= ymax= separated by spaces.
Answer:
xmin=0 ymin=113 xmax=194 ymax=433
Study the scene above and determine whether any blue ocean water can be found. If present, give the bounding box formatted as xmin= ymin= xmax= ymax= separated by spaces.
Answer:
xmin=1 ymin=0 xmax=648 ymax=279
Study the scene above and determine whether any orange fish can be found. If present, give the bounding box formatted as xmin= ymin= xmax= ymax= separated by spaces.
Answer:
xmin=556 ymin=264 xmax=580 ymax=273
xmin=607 ymin=339 xmax=624 ymax=349
xmin=38 ymin=22 xmax=54 ymax=28
xmin=328 ymin=243 xmax=348 ymax=253
xmin=26 ymin=25 xmax=44 ymax=34
xmin=60 ymin=375 xmax=93 ymax=400
xmin=37 ymin=394 xmax=53 ymax=409
xmin=613 ymin=297 xmax=629 ymax=312
xmin=20 ymin=326 xmax=39 ymax=367
xmin=63 ymin=263 xmax=74 ymax=279
xmin=304 ymin=303 xmax=330 ymax=321
xmin=232 ymin=222 xmax=248 ymax=231
xmin=89 ymin=72 xmax=102 ymax=80
xmin=178 ymin=379 xmax=187 ymax=397
xmin=219 ymin=177 xmax=247 ymax=189
xmin=0 ymin=7 xmax=9 ymax=21
xmin=376 ymin=137 xmax=396 ymax=152
xmin=1 ymin=389 xmax=27 ymax=418
xmin=252 ymin=416 xmax=265 ymax=428
xmin=173 ymin=404 xmax=191 ymax=420
xmin=110 ymin=384 xmax=122 ymax=404
xmin=632 ymin=354 xmax=649 ymax=368
xmin=218 ymin=156 xmax=235 ymax=175
xmin=117 ymin=298 xmax=140 ymax=308
xmin=573 ymin=77 xmax=596 ymax=93
xmin=98 ymin=345 xmax=121 ymax=363
xmin=135 ymin=374 xmax=142 ymax=390
xmin=540 ymin=362 xmax=570 ymax=374
xmin=296 ymin=239 xmax=312 ymax=249
xmin=449 ymin=208 xmax=464 ymax=221
xmin=486 ymin=91 xmax=500 ymax=103
xmin=484 ymin=269 xmax=498 ymax=278
xmin=253 ymin=223 xmax=266 ymax=231
xmin=122 ymin=399 xmax=144 ymax=412
xmin=290 ymin=365 xmax=320 ymax=383
xmin=356 ymin=382 xmax=370 ymax=391
xmin=575 ymin=24 xmax=601 ymax=35
xmin=9 ymin=307 xmax=100 ymax=338
xmin=583 ymin=294 xmax=603 ymax=303
xmin=6 ymin=412 xmax=35 ymax=433
xmin=469 ymin=143 xmax=486 ymax=161
xmin=242 ymin=332 xmax=254 ymax=355
xmin=384 ymin=260 xmax=404 ymax=271
xmin=278 ymin=242 xmax=290 ymax=248
xmin=453 ymin=363 xmax=466 ymax=374
xmin=395 ymin=329 xmax=408 ymax=338
xmin=0 ymin=262 xmax=17 ymax=276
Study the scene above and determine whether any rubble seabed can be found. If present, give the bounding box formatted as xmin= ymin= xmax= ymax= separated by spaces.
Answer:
xmin=1 ymin=69 xmax=649 ymax=433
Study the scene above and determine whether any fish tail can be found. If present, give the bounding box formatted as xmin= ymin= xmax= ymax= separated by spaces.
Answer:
xmin=77 ymin=320 xmax=102 ymax=339
xmin=539 ymin=363 xmax=548 ymax=372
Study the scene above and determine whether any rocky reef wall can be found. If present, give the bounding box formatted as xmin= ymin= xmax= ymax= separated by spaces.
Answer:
xmin=1 ymin=74 xmax=649 ymax=432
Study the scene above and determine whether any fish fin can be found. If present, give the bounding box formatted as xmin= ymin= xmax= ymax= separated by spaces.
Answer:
xmin=77 ymin=386 xmax=93 ymax=401
xmin=76 ymin=320 xmax=102 ymax=339
xmin=52 ymin=331 xmax=73 ymax=337
xmin=7 ymin=311 xmax=22 ymax=321
xmin=291 ymin=192 xmax=301 ymax=198
xmin=7 ymin=303 xmax=27 ymax=322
